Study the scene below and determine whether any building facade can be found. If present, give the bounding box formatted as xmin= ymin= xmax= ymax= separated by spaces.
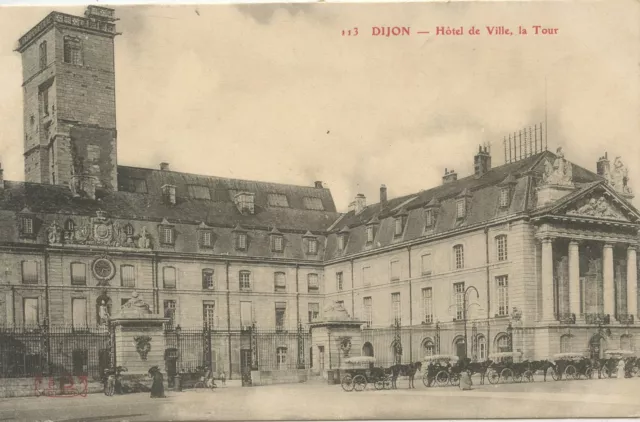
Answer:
xmin=1 ymin=7 xmax=639 ymax=377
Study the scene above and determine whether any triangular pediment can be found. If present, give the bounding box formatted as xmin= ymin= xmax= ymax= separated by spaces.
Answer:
xmin=552 ymin=183 xmax=640 ymax=223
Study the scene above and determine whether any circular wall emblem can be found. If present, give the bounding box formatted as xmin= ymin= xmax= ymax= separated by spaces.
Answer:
xmin=92 ymin=257 xmax=116 ymax=282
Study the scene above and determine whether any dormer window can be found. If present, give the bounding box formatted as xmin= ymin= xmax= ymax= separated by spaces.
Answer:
xmin=159 ymin=225 xmax=175 ymax=245
xmin=456 ymin=200 xmax=466 ymax=219
xmin=234 ymin=192 xmax=255 ymax=215
xmin=499 ymin=187 xmax=510 ymax=208
xmin=200 ymin=230 xmax=213 ymax=248
xmin=337 ymin=226 xmax=350 ymax=251
xmin=308 ymin=238 xmax=318 ymax=254
xmin=233 ymin=224 xmax=248 ymax=251
xmin=21 ymin=216 xmax=34 ymax=236
xmin=162 ymin=185 xmax=176 ymax=205
xmin=272 ymin=235 xmax=284 ymax=252
xmin=498 ymin=174 xmax=516 ymax=209
xmin=394 ymin=217 xmax=404 ymax=237
xmin=425 ymin=209 xmax=434 ymax=227
xmin=366 ymin=225 xmax=374 ymax=243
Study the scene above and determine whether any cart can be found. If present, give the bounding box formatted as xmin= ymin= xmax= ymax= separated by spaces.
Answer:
xmin=486 ymin=352 xmax=524 ymax=384
xmin=340 ymin=356 xmax=391 ymax=392
xmin=602 ymin=350 xmax=635 ymax=378
xmin=551 ymin=352 xmax=592 ymax=380
xmin=422 ymin=355 xmax=460 ymax=387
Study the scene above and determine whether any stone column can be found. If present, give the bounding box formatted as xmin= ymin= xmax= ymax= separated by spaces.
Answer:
xmin=568 ymin=241 xmax=581 ymax=317
xmin=627 ymin=246 xmax=637 ymax=318
xmin=603 ymin=244 xmax=615 ymax=317
xmin=541 ymin=238 xmax=556 ymax=321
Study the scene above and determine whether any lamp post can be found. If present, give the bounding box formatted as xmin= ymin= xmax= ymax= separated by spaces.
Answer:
xmin=449 ymin=286 xmax=482 ymax=359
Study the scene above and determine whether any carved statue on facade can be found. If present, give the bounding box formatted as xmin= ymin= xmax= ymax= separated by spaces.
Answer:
xmin=542 ymin=147 xmax=573 ymax=186
xmin=46 ymin=222 xmax=62 ymax=244
xmin=99 ymin=300 xmax=110 ymax=325
xmin=138 ymin=226 xmax=151 ymax=249
xmin=610 ymin=157 xmax=633 ymax=195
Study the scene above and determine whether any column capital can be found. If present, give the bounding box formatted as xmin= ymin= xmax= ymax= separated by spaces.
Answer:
xmin=627 ymin=245 xmax=637 ymax=252
xmin=540 ymin=236 xmax=555 ymax=244
xmin=603 ymin=243 xmax=614 ymax=250
xmin=569 ymin=240 xmax=580 ymax=247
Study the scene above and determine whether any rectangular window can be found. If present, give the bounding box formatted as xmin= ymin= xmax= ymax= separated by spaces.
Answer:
xmin=454 ymin=282 xmax=465 ymax=320
xmin=307 ymin=273 xmax=319 ymax=292
xmin=164 ymin=300 xmax=176 ymax=328
xmin=274 ymin=272 xmax=286 ymax=292
xmin=496 ymin=235 xmax=508 ymax=262
xmin=456 ymin=200 xmax=466 ymax=219
xmin=272 ymin=236 xmax=284 ymax=252
xmin=454 ymin=245 xmax=464 ymax=270
xmin=240 ymin=301 xmax=253 ymax=328
xmin=421 ymin=254 xmax=432 ymax=276
xmin=23 ymin=298 xmax=39 ymax=326
xmin=362 ymin=266 xmax=371 ymax=286
xmin=22 ymin=261 xmax=38 ymax=284
xmin=267 ymin=193 xmax=289 ymax=207
xmin=338 ymin=235 xmax=345 ymax=251
xmin=496 ymin=275 xmax=509 ymax=316
xmin=336 ymin=272 xmax=343 ymax=291
xmin=391 ymin=293 xmax=401 ymax=325
xmin=200 ymin=231 xmax=212 ymax=248
xmin=202 ymin=269 xmax=214 ymax=290
xmin=308 ymin=238 xmax=318 ymax=254
xmin=160 ymin=226 xmax=174 ymax=245
xmin=239 ymin=271 xmax=251 ymax=290
xmin=425 ymin=209 xmax=434 ymax=227
xmin=72 ymin=298 xmax=87 ymax=329
xmin=120 ymin=265 xmax=135 ymax=288
xmin=390 ymin=260 xmax=400 ymax=282
xmin=500 ymin=188 xmax=510 ymax=208
xmin=187 ymin=185 xmax=211 ymax=200
xmin=363 ymin=297 xmax=372 ymax=327
xmin=422 ymin=288 xmax=433 ymax=323
xmin=303 ymin=197 xmax=324 ymax=211
xmin=163 ymin=267 xmax=176 ymax=289
xmin=71 ymin=263 xmax=86 ymax=286
xmin=64 ymin=37 xmax=82 ymax=65
xmin=236 ymin=233 xmax=247 ymax=250
xmin=275 ymin=302 xmax=286 ymax=331
xmin=308 ymin=303 xmax=320 ymax=323
xmin=203 ymin=302 xmax=215 ymax=328
xmin=394 ymin=218 xmax=403 ymax=237
xmin=366 ymin=226 xmax=374 ymax=243
xmin=21 ymin=217 xmax=34 ymax=235
xmin=39 ymin=41 xmax=47 ymax=70
xmin=42 ymin=89 xmax=49 ymax=116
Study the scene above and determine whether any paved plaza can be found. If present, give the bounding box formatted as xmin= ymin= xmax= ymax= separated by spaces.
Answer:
xmin=1 ymin=375 xmax=639 ymax=421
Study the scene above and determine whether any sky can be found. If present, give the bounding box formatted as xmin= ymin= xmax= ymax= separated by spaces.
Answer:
xmin=0 ymin=1 xmax=639 ymax=211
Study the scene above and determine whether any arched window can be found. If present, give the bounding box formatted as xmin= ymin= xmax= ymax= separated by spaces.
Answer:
xmin=620 ymin=334 xmax=632 ymax=351
xmin=453 ymin=244 xmax=464 ymax=269
xmin=65 ymin=219 xmax=76 ymax=232
xmin=421 ymin=338 xmax=435 ymax=357
xmin=124 ymin=224 xmax=134 ymax=237
xmin=477 ymin=335 xmax=487 ymax=361
xmin=560 ymin=334 xmax=572 ymax=353
xmin=495 ymin=235 xmax=508 ymax=261
xmin=495 ymin=334 xmax=510 ymax=353
xmin=362 ymin=342 xmax=374 ymax=357
xmin=453 ymin=336 xmax=466 ymax=359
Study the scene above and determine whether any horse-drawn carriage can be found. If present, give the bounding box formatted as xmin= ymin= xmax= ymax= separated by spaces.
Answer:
xmin=340 ymin=356 xmax=391 ymax=392
xmin=486 ymin=352 xmax=531 ymax=384
xmin=599 ymin=350 xmax=636 ymax=378
xmin=550 ymin=352 xmax=593 ymax=380
xmin=421 ymin=355 xmax=460 ymax=387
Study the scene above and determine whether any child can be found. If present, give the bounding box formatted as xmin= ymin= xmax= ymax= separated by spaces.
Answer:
xmin=220 ymin=370 xmax=226 ymax=386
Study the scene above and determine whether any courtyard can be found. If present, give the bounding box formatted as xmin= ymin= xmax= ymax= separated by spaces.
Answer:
xmin=1 ymin=375 xmax=639 ymax=421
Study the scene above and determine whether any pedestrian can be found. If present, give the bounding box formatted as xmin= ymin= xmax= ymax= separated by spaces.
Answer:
xmin=459 ymin=369 xmax=472 ymax=391
xmin=149 ymin=366 xmax=166 ymax=398
xmin=220 ymin=370 xmax=226 ymax=386
xmin=426 ymin=363 xmax=435 ymax=387
xmin=616 ymin=358 xmax=625 ymax=379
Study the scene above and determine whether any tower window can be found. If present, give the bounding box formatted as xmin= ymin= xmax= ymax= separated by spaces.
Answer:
xmin=63 ymin=37 xmax=82 ymax=65
xmin=39 ymin=41 xmax=47 ymax=70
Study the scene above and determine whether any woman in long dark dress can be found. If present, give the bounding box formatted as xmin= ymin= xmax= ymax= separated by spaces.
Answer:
xmin=149 ymin=366 xmax=166 ymax=398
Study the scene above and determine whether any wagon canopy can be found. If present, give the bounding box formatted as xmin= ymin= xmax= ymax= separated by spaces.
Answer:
xmin=552 ymin=352 xmax=588 ymax=361
xmin=603 ymin=349 xmax=635 ymax=357
xmin=343 ymin=356 xmax=376 ymax=365
xmin=489 ymin=351 xmax=522 ymax=359
xmin=423 ymin=354 xmax=459 ymax=363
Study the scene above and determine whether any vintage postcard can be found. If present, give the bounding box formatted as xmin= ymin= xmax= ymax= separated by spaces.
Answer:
xmin=0 ymin=0 xmax=639 ymax=420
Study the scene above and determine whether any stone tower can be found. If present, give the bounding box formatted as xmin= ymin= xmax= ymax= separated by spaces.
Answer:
xmin=16 ymin=6 xmax=119 ymax=193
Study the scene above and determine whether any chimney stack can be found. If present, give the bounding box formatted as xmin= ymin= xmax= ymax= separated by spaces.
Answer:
xmin=354 ymin=193 xmax=366 ymax=215
xmin=597 ymin=152 xmax=610 ymax=177
xmin=474 ymin=145 xmax=492 ymax=178
xmin=442 ymin=168 xmax=458 ymax=184
xmin=160 ymin=162 xmax=170 ymax=171
xmin=314 ymin=181 xmax=323 ymax=189
xmin=380 ymin=184 xmax=387 ymax=204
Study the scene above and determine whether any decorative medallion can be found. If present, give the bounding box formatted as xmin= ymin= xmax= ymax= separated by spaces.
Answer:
xmin=92 ymin=257 xmax=116 ymax=283
xmin=133 ymin=336 xmax=152 ymax=360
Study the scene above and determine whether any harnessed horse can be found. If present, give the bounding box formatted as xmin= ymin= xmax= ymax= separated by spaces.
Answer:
xmin=390 ymin=362 xmax=422 ymax=389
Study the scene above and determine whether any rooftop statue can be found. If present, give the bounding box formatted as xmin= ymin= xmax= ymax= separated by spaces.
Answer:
xmin=542 ymin=147 xmax=573 ymax=187
xmin=610 ymin=157 xmax=633 ymax=195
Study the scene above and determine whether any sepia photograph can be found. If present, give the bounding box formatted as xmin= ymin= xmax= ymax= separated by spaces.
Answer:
xmin=0 ymin=0 xmax=639 ymax=420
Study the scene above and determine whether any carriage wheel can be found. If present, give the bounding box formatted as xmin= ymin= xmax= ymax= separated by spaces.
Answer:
xmin=585 ymin=368 xmax=594 ymax=380
xmin=422 ymin=372 xmax=431 ymax=388
xmin=383 ymin=374 xmax=392 ymax=390
xmin=341 ymin=375 xmax=354 ymax=392
xmin=564 ymin=365 xmax=577 ymax=380
xmin=523 ymin=370 xmax=534 ymax=383
xmin=374 ymin=379 xmax=385 ymax=390
xmin=513 ymin=372 xmax=523 ymax=383
xmin=500 ymin=368 xmax=513 ymax=383
xmin=353 ymin=375 xmax=367 ymax=392
xmin=487 ymin=369 xmax=499 ymax=385
xmin=449 ymin=373 xmax=460 ymax=386
xmin=435 ymin=371 xmax=449 ymax=387
xmin=602 ymin=367 xmax=612 ymax=378
xmin=551 ymin=368 xmax=559 ymax=381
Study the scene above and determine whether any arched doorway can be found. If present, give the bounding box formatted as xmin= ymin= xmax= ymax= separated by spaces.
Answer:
xmin=421 ymin=338 xmax=435 ymax=358
xmin=453 ymin=336 xmax=466 ymax=359
xmin=589 ymin=334 xmax=606 ymax=359
xmin=362 ymin=342 xmax=374 ymax=357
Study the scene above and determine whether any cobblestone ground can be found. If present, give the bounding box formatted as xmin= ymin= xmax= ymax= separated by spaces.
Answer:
xmin=1 ymin=376 xmax=639 ymax=421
